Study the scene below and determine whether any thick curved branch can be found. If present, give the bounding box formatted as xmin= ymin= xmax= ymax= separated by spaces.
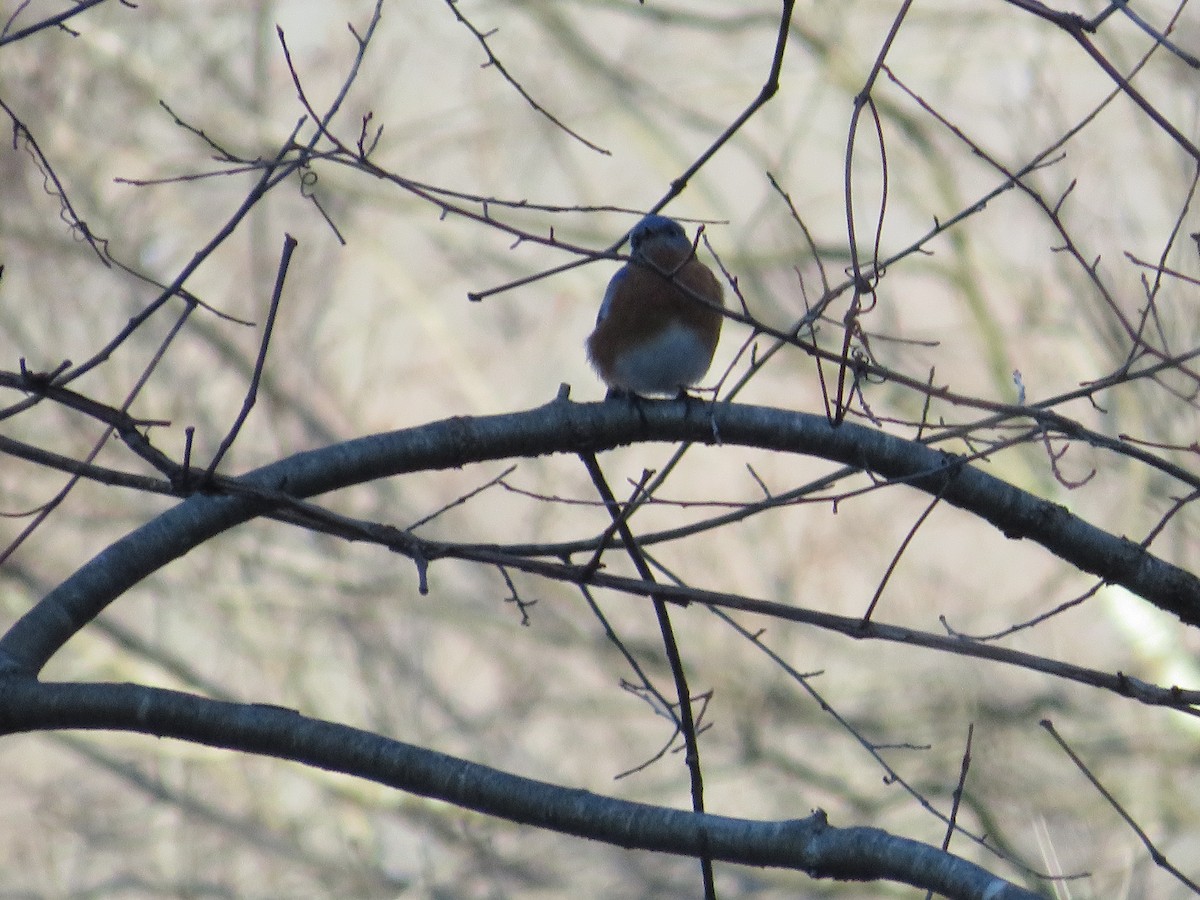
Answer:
xmin=0 ymin=677 xmax=1039 ymax=900
xmin=2 ymin=396 xmax=1196 ymax=676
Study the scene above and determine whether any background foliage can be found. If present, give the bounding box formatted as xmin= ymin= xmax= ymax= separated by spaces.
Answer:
xmin=3 ymin=0 xmax=1200 ymax=896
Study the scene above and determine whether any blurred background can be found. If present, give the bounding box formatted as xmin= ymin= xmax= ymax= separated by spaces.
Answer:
xmin=2 ymin=0 xmax=1200 ymax=896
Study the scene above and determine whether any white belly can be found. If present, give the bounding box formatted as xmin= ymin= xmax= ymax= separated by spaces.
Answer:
xmin=607 ymin=323 xmax=714 ymax=396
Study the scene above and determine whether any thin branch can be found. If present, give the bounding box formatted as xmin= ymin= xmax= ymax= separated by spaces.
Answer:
xmin=206 ymin=234 xmax=297 ymax=476
xmin=467 ymin=0 xmax=797 ymax=301
xmin=0 ymin=94 xmax=108 ymax=263
xmin=0 ymin=304 xmax=196 ymax=566
xmin=0 ymin=0 xmax=124 ymax=46
xmin=441 ymin=0 xmax=609 ymax=155
xmin=925 ymin=724 xmax=977 ymax=900
xmin=1042 ymin=720 xmax=1200 ymax=893
xmin=861 ymin=493 xmax=943 ymax=624
xmin=579 ymin=452 xmax=716 ymax=899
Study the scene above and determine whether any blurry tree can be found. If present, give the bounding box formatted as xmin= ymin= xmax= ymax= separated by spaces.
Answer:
xmin=1 ymin=0 xmax=1200 ymax=897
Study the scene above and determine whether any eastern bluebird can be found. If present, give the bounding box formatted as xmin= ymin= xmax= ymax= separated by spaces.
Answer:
xmin=586 ymin=214 xmax=724 ymax=398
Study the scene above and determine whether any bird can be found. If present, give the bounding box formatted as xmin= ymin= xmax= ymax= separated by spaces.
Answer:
xmin=586 ymin=214 xmax=724 ymax=399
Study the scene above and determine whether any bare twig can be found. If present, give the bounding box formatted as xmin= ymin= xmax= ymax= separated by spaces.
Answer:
xmin=206 ymin=234 xmax=297 ymax=477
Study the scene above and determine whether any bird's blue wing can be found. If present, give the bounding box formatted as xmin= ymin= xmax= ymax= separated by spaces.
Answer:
xmin=596 ymin=267 xmax=627 ymax=324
